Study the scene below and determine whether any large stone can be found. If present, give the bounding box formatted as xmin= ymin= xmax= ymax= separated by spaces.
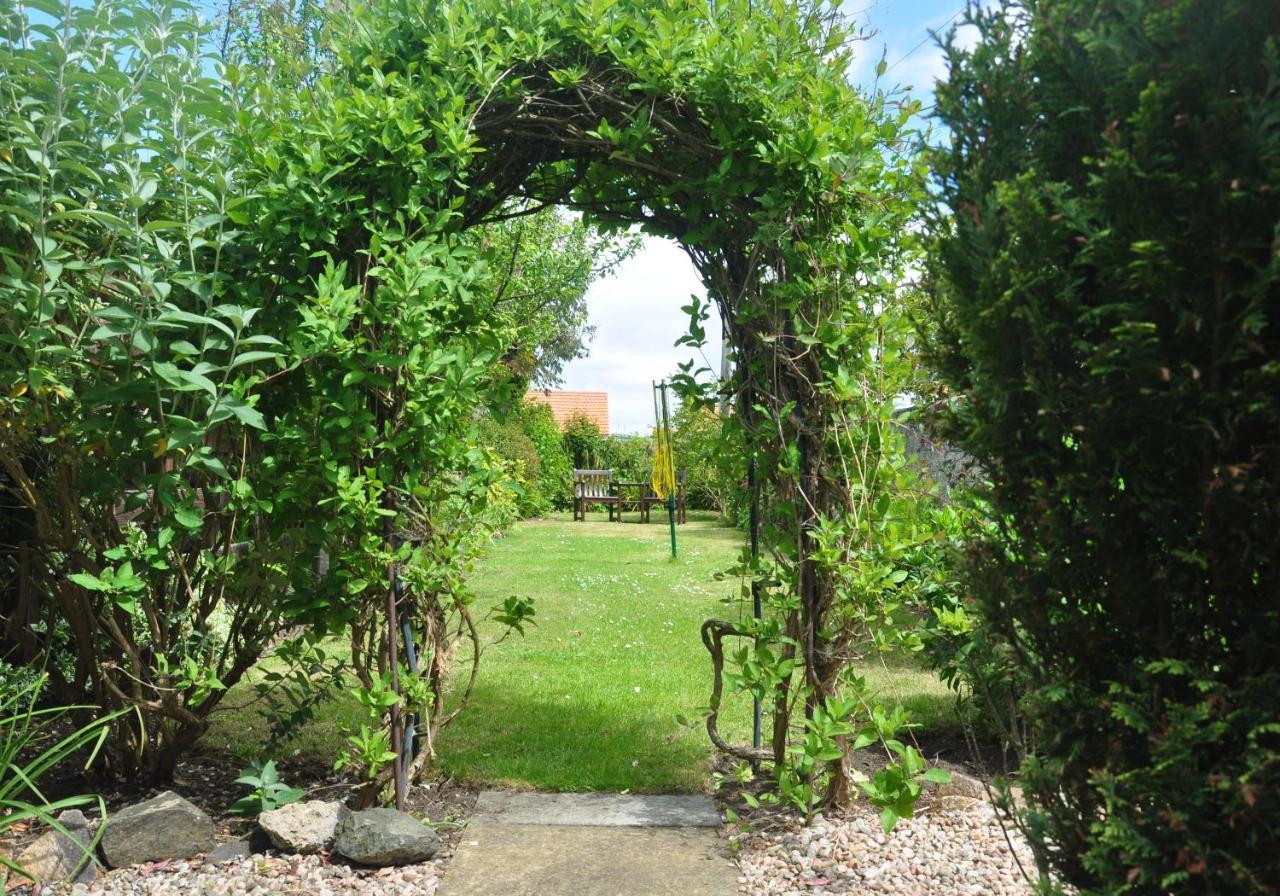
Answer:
xmin=100 ymin=791 xmax=214 ymax=868
xmin=10 ymin=810 xmax=98 ymax=886
xmin=334 ymin=809 xmax=441 ymax=866
xmin=936 ymin=771 xmax=989 ymax=801
xmin=259 ymin=801 xmax=349 ymax=854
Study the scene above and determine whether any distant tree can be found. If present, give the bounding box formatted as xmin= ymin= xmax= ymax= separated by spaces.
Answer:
xmin=562 ymin=412 xmax=604 ymax=469
xmin=672 ymin=403 xmax=743 ymax=518
xmin=478 ymin=210 xmax=638 ymax=388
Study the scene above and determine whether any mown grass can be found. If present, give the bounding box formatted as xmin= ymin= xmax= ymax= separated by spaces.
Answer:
xmin=201 ymin=511 xmax=958 ymax=793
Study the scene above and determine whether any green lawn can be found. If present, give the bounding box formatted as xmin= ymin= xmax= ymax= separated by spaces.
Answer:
xmin=435 ymin=511 xmax=755 ymax=793
xmin=202 ymin=512 xmax=957 ymax=793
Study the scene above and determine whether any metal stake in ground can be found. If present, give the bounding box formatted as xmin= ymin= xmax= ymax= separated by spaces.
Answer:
xmin=748 ymin=455 xmax=762 ymax=754
xmin=651 ymin=380 xmax=678 ymax=559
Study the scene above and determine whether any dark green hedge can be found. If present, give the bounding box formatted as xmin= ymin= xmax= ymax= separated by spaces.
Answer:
xmin=927 ymin=1 xmax=1280 ymax=892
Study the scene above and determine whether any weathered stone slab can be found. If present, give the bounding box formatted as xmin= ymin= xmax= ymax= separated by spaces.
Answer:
xmin=473 ymin=792 xmax=720 ymax=828
xmin=204 ymin=839 xmax=254 ymax=864
xmin=440 ymin=823 xmax=738 ymax=896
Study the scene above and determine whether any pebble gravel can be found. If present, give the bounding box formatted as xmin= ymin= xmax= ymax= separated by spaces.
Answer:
xmin=18 ymin=790 xmax=1052 ymax=895
xmin=43 ymin=853 xmax=443 ymax=896
xmin=734 ymin=799 xmax=1046 ymax=896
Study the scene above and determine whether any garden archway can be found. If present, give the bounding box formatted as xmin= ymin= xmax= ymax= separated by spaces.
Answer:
xmin=238 ymin=0 xmax=926 ymax=809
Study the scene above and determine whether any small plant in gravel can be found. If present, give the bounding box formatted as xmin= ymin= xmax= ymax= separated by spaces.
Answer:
xmin=852 ymin=704 xmax=952 ymax=832
xmin=228 ymin=760 xmax=306 ymax=817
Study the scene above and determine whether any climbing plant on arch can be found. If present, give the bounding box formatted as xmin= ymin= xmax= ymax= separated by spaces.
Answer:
xmin=230 ymin=0 xmax=940 ymax=817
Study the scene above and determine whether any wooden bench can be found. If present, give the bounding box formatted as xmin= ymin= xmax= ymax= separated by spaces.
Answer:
xmin=638 ymin=470 xmax=687 ymax=525
xmin=572 ymin=469 xmax=623 ymax=521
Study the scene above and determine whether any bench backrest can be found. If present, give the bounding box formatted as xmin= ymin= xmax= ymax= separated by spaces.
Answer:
xmin=573 ymin=469 xmax=613 ymax=499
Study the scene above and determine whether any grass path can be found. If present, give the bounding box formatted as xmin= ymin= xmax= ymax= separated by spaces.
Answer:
xmin=436 ymin=512 xmax=754 ymax=793
xmin=202 ymin=512 xmax=957 ymax=794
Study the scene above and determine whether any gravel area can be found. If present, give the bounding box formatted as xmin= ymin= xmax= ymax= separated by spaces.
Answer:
xmin=45 ymin=853 xmax=444 ymax=895
xmin=5 ymin=776 xmax=478 ymax=896
xmin=733 ymin=798 xmax=1043 ymax=896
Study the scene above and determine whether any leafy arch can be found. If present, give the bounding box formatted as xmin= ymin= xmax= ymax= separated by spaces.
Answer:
xmin=233 ymin=0 xmax=929 ymax=811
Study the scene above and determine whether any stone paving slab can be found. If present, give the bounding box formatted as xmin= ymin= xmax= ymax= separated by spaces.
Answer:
xmin=473 ymin=791 xmax=721 ymax=827
xmin=439 ymin=823 xmax=739 ymax=896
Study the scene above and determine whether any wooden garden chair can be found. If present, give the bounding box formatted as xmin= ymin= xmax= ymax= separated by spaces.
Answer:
xmin=572 ymin=469 xmax=623 ymax=521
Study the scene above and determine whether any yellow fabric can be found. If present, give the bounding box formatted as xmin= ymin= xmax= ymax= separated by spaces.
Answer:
xmin=650 ymin=431 xmax=676 ymax=500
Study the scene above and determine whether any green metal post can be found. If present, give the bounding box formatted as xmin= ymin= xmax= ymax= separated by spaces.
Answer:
xmin=659 ymin=381 xmax=677 ymax=559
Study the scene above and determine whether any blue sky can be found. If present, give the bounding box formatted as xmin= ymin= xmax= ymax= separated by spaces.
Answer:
xmin=562 ymin=0 xmax=971 ymax=433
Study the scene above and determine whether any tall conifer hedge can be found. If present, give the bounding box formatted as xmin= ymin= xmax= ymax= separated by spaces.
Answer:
xmin=928 ymin=1 xmax=1279 ymax=892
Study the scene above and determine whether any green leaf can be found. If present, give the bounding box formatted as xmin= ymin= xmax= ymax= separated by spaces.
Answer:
xmin=273 ymin=785 xmax=305 ymax=804
xmin=173 ymin=507 xmax=203 ymax=529
xmin=227 ymin=795 xmax=261 ymax=817
xmin=157 ymin=309 xmax=235 ymax=339
xmin=190 ymin=453 xmax=230 ymax=478
xmin=852 ymin=731 xmax=877 ymax=751
xmin=68 ymin=573 xmax=104 ymax=591
xmin=229 ymin=350 xmax=281 ymax=370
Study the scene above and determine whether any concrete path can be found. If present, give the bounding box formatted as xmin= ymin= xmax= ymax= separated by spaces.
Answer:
xmin=440 ymin=792 xmax=740 ymax=896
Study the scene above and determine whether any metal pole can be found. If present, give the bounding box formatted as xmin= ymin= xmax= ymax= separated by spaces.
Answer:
xmin=399 ymin=579 xmax=419 ymax=793
xmin=386 ymin=555 xmax=404 ymax=810
xmin=748 ymin=455 xmax=762 ymax=752
xmin=659 ymin=381 xmax=677 ymax=559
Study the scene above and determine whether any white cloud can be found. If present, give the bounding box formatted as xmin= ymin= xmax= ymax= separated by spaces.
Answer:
xmin=559 ymin=235 xmax=721 ymax=434
xmin=560 ymin=3 xmax=994 ymax=435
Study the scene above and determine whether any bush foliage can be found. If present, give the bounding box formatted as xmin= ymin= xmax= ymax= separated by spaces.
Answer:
xmin=928 ymin=0 xmax=1280 ymax=891
xmin=598 ymin=434 xmax=651 ymax=482
xmin=0 ymin=0 xmax=289 ymax=776
xmin=4 ymin=0 xmax=946 ymax=826
xmin=561 ymin=411 xmax=604 ymax=470
xmin=479 ymin=399 xmax=573 ymax=516
xmin=671 ymin=402 xmax=744 ymax=518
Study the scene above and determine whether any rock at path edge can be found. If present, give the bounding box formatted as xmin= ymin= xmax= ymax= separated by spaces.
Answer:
xmin=10 ymin=809 xmax=98 ymax=886
xmin=334 ymin=808 xmax=441 ymax=866
xmin=259 ymin=800 xmax=349 ymax=854
xmin=936 ymin=772 xmax=989 ymax=802
xmin=100 ymin=791 xmax=214 ymax=869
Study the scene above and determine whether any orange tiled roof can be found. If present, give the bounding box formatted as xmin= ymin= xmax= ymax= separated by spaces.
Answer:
xmin=524 ymin=389 xmax=610 ymax=435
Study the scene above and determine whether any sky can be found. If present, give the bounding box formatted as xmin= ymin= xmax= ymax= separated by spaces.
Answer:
xmin=558 ymin=0 xmax=968 ymax=433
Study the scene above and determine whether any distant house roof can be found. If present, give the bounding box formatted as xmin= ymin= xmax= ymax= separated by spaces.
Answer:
xmin=524 ymin=389 xmax=610 ymax=435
